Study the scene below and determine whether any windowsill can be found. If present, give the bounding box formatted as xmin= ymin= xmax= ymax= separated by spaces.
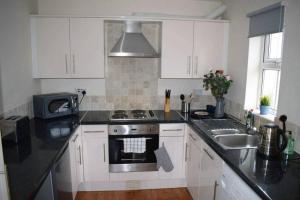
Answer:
xmin=252 ymin=109 xmax=275 ymax=122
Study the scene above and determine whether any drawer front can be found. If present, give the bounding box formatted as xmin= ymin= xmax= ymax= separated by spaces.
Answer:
xmin=82 ymin=125 xmax=108 ymax=138
xmin=160 ymin=123 xmax=185 ymax=137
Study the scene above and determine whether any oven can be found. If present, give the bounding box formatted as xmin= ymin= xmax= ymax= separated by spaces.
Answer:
xmin=108 ymin=124 xmax=159 ymax=172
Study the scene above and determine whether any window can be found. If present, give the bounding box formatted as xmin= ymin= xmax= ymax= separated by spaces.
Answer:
xmin=258 ymin=32 xmax=283 ymax=113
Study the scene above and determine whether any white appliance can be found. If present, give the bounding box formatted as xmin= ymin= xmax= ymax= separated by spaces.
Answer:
xmin=0 ymin=131 xmax=10 ymax=200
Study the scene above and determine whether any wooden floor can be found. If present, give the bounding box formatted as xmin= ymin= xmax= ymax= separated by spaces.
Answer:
xmin=76 ymin=188 xmax=192 ymax=200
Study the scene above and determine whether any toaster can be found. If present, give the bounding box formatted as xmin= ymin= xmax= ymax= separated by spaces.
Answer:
xmin=0 ymin=116 xmax=30 ymax=144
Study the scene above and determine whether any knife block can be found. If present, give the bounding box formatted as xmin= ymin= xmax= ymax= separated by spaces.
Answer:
xmin=164 ymin=97 xmax=170 ymax=113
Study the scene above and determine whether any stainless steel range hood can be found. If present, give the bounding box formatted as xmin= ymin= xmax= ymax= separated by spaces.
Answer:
xmin=109 ymin=21 xmax=159 ymax=58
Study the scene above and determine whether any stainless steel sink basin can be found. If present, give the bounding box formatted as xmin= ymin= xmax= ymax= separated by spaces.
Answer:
xmin=213 ymin=134 xmax=259 ymax=150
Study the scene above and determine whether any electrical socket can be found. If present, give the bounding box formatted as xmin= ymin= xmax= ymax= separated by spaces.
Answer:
xmin=75 ymin=88 xmax=87 ymax=95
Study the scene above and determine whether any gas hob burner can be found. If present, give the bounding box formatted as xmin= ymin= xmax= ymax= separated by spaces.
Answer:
xmin=114 ymin=110 xmax=127 ymax=114
xmin=133 ymin=113 xmax=147 ymax=119
xmin=131 ymin=110 xmax=146 ymax=115
xmin=110 ymin=110 xmax=157 ymax=121
xmin=111 ymin=113 xmax=128 ymax=119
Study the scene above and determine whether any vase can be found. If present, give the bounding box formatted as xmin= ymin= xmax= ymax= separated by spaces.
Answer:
xmin=214 ymin=97 xmax=225 ymax=118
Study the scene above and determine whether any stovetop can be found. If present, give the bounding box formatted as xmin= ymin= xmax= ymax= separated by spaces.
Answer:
xmin=110 ymin=110 xmax=157 ymax=121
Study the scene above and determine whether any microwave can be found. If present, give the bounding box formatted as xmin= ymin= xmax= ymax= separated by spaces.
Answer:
xmin=33 ymin=93 xmax=79 ymax=119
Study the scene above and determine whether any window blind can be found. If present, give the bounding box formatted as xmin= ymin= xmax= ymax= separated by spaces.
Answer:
xmin=247 ymin=2 xmax=285 ymax=38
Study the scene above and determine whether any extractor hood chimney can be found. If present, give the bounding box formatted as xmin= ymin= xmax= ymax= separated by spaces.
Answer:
xmin=109 ymin=21 xmax=159 ymax=58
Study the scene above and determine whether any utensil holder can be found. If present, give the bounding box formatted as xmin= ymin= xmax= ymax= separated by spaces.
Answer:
xmin=181 ymin=102 xmax=190 ymax=113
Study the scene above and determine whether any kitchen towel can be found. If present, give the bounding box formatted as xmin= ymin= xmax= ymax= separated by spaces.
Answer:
xmin=154 ymin=143 xmax=174 ymax=172
xmin=123 ymin=138 xmax=146 ymax=153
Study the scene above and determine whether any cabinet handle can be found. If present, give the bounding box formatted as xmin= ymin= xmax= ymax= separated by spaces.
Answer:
xmin=188 ymin=56 xmax=192 ymax=76
xmin=84 ymin=131 xmax=105 ymax=133
xmin=213 ymin=180 xmax=219 ymax=200
xmin=72 ymin=134 xmax=78 ymax=142
xmin=78 ymin=145 xmax=82 ymax=165
xmin=189 ymin=133 xmax=197 ymax=141
xmin=65 ymin=54 xmax=69 ymax=74
xmin=203 ymin=148 xmax=214 ymax=160
xmin=194 ymin=56 xmax=198 ymax=76
xmin=103 ymin=143 xmax=106 ymax=162
xmin=72 ymin=54 xmax=76 ymax=74
xmin=162 ymin=129 xmax=182 ymax=132
xmin=185 ymin=143 xmax=188 ymax=162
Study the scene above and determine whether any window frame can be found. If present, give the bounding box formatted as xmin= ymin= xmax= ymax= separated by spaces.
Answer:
xmin=257 ymin=33 xmax=283 ymax=114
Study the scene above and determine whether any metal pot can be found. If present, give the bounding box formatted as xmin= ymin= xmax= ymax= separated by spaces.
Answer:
xmin=258 ymin=117 xmax=288 ymax=158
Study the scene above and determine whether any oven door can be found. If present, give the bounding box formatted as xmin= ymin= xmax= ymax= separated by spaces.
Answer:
xmin=109 ymin=134 xmax=159 ymax=172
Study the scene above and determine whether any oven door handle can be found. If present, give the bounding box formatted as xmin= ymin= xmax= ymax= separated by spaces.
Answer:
xmin=115 ymin=138 xmax=153 ymax=141
xmin=120 ymin=158 xmax=146 ymax=161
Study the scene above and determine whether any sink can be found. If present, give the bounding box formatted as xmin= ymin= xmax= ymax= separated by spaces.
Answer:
xmin=213 ymin=134 xmax=259 ymax=150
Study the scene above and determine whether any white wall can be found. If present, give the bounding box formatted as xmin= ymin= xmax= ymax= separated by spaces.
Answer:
xmin=223 ymin=0 xmax=279 ymax=105
xmin=0 ymin=0 xmax=40 ymax=113
xmin=277 ymin=0 xmax=300 ymax=125
xmin=37 ymin=0 xmax=222 ymax=17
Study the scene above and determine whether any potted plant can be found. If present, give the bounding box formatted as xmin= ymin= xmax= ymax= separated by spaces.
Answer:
xmin=260 ymin=96 xmax=271 ymax=115
xmin=203 ymin=70 xmax=233 ymax=118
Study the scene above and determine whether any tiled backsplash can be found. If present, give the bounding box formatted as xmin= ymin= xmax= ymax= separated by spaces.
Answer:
xmin=80 ymin=95 xmax=216 ymax=111
xmin=225 ymin=98 xmax=300 ymax=153
xmin=104 ymin=21 xmax=161 ymax=110
xmin=0 ymin=101 xmax=34 ymax=119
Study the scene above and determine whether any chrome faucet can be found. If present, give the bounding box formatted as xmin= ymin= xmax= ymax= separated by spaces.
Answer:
xmin=245 ymin=110 xmax=256 ymax=134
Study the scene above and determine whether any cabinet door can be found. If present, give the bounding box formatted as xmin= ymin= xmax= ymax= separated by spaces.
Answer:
xmin=32 ymin=17 xmax=71 ymax=78
xmin=82 ymin=135 xmax=108 ymax=182
xmin=70 ymin=18 xmax=104 ymax=78
xmin=161 ymin=20 xmax=194 ymax=78
xmin=193 ymin=21 xmax=228 ymax=78
xmin=187 ymin=135 xmax=201 ymax=200
xmin=158 ymin=136 xmax=185 ymax=179
xmin=199 ymin=142 xmax=222 ymax=200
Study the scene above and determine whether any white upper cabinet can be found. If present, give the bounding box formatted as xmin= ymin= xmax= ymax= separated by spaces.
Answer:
xmin=70 ymin=18 xmax=104 ymax=78
xmin=31 ymin=18 xmax=70 ymax=78
xmin=161 ymin=20 xmax=194 ymax=78
xmin=31 ymin=17 xmax=105 ymax=78
xmin=161 ymin=20 xmax=228 ymax=79
xmin=193 ymin=21 xmax=229 ymax=78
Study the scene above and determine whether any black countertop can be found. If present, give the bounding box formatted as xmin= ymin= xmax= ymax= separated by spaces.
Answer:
xmin=3 ymin=110 xmax=300 ymax=200
xmin=3 ymin=114 xmax=81 ymax=200
xmin=188 ymin=121 xmax=300 ymax=200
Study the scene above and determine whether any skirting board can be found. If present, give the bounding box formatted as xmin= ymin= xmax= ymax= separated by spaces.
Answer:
xmin=79 ymin=179 xmax=187 ymax=191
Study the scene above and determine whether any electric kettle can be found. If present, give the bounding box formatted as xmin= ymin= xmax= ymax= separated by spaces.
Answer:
xmin=258 ymin=115 xmax=288 ymax=158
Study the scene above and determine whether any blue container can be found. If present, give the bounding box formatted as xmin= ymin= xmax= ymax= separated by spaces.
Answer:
xmin=260 ymin=105 xmax=270 ymax=115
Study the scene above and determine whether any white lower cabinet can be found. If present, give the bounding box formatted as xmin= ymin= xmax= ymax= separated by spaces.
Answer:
xmin=187 ymin=133 xmax=201 ymax=200
xmin=186 ymin=126 xmax=260 ymax=200
xmin=69 ymin=127 xmax=83 ymax=199
xmin=198 ymin=142 xmax=222 ymax=200
xmin=159 ymin=124 xmax=185 ymax=179
xmin=217 ymin=164 xmax=261 ymax=200
xmin=82 ymin=125 xmax=109 ymax=182
xmin=159 ymin=136 xmax=185 ymax=179
xmin=186 ymin=128 xmax=223 ymax=200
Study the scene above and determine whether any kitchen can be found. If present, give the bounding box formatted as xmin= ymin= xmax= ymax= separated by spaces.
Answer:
xmin=0 ymin=0 xmax=300 ymax=200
